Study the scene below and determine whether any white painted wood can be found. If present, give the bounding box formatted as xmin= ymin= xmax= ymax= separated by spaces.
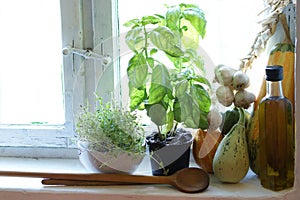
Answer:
xmin=92 ymin=0 xmax=121 ymax=104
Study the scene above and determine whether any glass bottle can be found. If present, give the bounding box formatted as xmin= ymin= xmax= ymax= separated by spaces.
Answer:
xmin=258 ymin=65 xmax=294 ymax=191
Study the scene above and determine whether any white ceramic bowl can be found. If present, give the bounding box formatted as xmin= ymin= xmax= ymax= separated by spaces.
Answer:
xmin=78 ymin=141 xmax=145 ymax=174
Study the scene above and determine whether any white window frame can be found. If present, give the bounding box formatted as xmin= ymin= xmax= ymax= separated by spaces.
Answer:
xmin=0 ymin=0 xmax=120 ymax=158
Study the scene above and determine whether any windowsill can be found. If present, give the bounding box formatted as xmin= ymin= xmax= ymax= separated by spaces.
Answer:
xmin=0 ymin=156 xmax=298 ymax=200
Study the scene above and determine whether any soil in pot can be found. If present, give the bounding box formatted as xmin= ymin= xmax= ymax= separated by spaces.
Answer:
xmin=146 ymin=128 xmax=193 ymax=176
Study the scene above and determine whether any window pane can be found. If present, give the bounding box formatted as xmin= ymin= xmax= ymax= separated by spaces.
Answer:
xmin=0 ymin=0 xmax=64 ymax=125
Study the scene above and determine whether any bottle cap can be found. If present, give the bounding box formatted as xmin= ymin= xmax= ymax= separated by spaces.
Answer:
xmin=265 ymin=65 xmax=283 ymax=81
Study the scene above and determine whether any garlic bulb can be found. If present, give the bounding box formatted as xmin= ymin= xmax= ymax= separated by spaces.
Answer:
xmin=207 ymin=108 xmax=223 ymax=132
xmin=214 ymin=65 xmax=236 ymax=86
xmin=234 ymin=89 xmax=255 ymax=109
xmin=216 ymin=86 xmax=235 ymax=107
xmin=232 ymin=71 xmax=250 ymax=90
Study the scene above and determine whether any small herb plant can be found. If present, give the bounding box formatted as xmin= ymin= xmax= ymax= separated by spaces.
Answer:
xmin=124 ymin=3 xmax=211 ymax=140
xmin=76 ymin=98 xmax=145 ymax=155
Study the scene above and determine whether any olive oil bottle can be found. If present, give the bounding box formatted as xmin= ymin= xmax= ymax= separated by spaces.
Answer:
xmin=258 ymin=65 xmax=294 ymax=191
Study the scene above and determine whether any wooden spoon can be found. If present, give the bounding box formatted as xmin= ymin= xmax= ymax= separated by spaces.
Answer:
xmin=0 ymin=167 xmax=209 ymax=193
xmin=42 ymin=167 xmax=209 ymax=192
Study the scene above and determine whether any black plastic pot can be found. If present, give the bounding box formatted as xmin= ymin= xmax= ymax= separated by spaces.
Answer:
xmin=146 ymin=130 xmax=193 ymax=176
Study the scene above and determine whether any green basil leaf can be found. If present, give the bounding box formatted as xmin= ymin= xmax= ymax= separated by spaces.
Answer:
xmin=175 ymin=80 xmax=188 ymax=98
xmin=190 ymin=84 xmax=211 ymax=113
xmin=127 ymin=53 xmax=148 ymax=88
xmin=149 ymin=26 xmax=184 ymax=57
xmin=148 ymin=64 xmax=172 ymax=104
xmin=197 ymin=110 xmax=209 ymax=130
xmin=177 ymin=93 xmax=208 ymax=129
xmin=191 ymin=75 xmax=211 ymax=89
xmin=128 ymin=84 xmax=146 ymax=111
xmin=184 ymin=116 xmax=198 ymax=128
xmin=184 ymin=49 xmax=205 ymax=72
xmin=189 ymin=105 xmax=209 ymax=129
xmin=125 ymin=27 xmax=145 ymax=52
xmin=146 ymin=103 xmax=167 ymax=126
xmin=182 ymin=7 xmax=206 ymax=38
xmin=173 ymin=98 xmax=182 ymax=122
xmin=165 ymin=110 xmax=174 ymax=133
xmin=148 ymin=83 xmax=166 ymax=104
xmin=147 ymin=57 xmax=155 ymax=68
xmin=123 ymin=18 xmax=140 ymax=28
xmin=180 ymin=19 xmax=199 ymax=49
xmin=149 ymin=48 xmax=158 ymax=56
xmin=180 ymin=94 xmax=198 ymax=128
xmin=141 ymin=15 xmax=162 ymax=26
xmin=166 ymin=5 xmax=181 ymax=31
xmin=175 ymin=94 xmax=192 ymax=123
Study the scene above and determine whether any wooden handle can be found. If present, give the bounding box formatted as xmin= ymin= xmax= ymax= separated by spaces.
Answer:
xmin=42 ymin=178 xmax=140 ymax=186
xmin=0 ymin=171 xmax=171 ymax=184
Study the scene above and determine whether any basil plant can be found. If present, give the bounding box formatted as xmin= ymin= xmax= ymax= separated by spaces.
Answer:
xmin=124 ymin=3 xmax=211 ymax=140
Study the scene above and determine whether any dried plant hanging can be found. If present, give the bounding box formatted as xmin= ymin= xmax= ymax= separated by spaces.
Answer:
xmin=239 ymin=0 xmax=292 ymax=72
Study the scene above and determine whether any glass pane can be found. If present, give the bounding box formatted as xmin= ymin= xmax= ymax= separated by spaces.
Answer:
xmin=0 ymin=0 xmax=64 ymax=125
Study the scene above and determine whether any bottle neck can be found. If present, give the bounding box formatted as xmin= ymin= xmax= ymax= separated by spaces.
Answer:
xmin=266 ymin=80 xmax=284 ymax=97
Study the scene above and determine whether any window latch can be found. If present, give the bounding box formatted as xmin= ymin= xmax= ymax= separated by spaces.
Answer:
xmin=62 ymin=45 xmax=112 ymax=66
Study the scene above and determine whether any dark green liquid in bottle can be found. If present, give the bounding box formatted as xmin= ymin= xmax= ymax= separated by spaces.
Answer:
xmin=259 ymin=97 xmax=294 ymax=191
xmin=258 ymin=66 xmax=294 ymax=191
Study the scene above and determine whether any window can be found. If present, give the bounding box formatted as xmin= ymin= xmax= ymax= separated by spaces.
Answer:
xmin=0 ymin=0 xmax=119 ymax=157
xmin=0 ymin=1 xmax=64 ymax=125
xmin=0 ymin=0 xmax=74 ymax=151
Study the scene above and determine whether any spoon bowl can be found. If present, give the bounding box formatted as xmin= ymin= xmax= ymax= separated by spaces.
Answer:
xmin=172 ymin=167 xmax=210 ymax=193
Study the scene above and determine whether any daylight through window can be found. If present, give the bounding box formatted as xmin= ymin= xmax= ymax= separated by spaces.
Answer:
xmin=0 ymin=0 xmax=64 ymax=125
